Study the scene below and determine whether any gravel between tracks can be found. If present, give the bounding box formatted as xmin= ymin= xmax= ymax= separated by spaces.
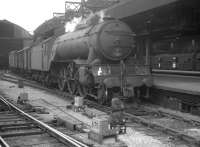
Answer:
xmin=0 ymin=79 xmax=192 ymax=147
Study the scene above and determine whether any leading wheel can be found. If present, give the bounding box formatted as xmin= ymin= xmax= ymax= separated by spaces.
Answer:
xmin=58 ymin=67 xmax=67 ymax=91
xmin=66 ymin=63 xmax=77 ymax=94
xmin=67 ymin=80 xmax=77 ymax=94
xmin=97 ymin=84 xmax=108 ymax=104
xmin=78 ymin=83 xmax=88 ymax=97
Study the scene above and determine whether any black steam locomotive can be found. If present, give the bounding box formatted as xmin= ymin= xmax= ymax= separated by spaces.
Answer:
xmin=9 ymin=15 xmax=152 ymax=104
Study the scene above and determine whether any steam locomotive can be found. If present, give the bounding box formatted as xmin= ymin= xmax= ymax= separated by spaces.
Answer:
xmin=9 ymin=15 xmax=152 ymax=104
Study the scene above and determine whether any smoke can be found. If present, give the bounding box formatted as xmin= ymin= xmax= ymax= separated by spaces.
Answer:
xmin=64 ymin=9 xmax=112 ymax=33
xmin=98 ymin=10 xmax=112 ymax=22
xmin=65 ymin=17 xmax=82 ymax=32
xmin=99 ymin=10 xmax=105 ymax=22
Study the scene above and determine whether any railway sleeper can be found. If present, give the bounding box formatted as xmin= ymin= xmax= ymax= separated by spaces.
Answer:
xmin=5 ymin=135 xmax=65 ymax=147
xmin=0 ymin=118 xmax=25 ymax=122
xmin=0 ymin=122 xmax=33 ymax=128
xmin=126 ymin=113 xmax=200 ymax=146
xmin=0 ymin=111 xmax=14 ymax=115
xmin=164 ymin=127 xmax=180 ymax=136
xmin=1 ymin=125 xmax=38 ymax=131
xmin=143 ymin=106 xmax=200 ymax=126
xmin=0 ymin=129 xmax=45 ymax=138
xmin=0 ymin=115 xmax=20 ymax=119
xmin=179 ymin=134 xmax=200 ymax=146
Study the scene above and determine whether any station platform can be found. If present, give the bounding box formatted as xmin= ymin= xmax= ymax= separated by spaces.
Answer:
xmin=153 ymin=74 xmax=200 ymax=96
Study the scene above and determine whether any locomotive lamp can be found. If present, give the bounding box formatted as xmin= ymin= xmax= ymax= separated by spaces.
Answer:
xmin=97 ymin=66 xmax=111 ymax=76
xmin=158 ymin=63 xmax=161 ymax=68
xmin=172 ymin=62 xmax=176 ymax=69
xmin=158 ymin=57 xmax=161 ymax=69
xmin=97 ymin=67 xmax=103 ymax=76
xmin=172 ymin=57 xmax=177 ymax=69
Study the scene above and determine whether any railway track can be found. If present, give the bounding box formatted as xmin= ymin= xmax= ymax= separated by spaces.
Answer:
xmin=84 ymin=100 xmax=200 ymax=146
xmin=1 ymin=73 xmax=200 ymax=146
xmin=0 ymin=94 xmax=89 ymax=147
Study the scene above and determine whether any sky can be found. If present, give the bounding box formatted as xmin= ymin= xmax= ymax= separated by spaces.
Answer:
xmin=0 ymin=0 xmax=81 ymax=34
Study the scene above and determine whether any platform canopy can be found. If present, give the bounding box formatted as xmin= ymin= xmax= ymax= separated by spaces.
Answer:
xmin=0 ymin=19 xmax=32 ymax=39
xmin=0 ymin=20 xmax=32 ymax=69
xmin=103 ymin=0 xmax=200 ymax=37
xmin=104 ymin=0 xmax=178 ymax=19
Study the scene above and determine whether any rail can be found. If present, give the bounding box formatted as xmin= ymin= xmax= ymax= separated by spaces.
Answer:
xmin=2 ymin=73 xmax=200 ymax=146
xmin=0 ymin=96 xmax=11 ymax=110
xmin=0 ymin=136 xmax=10 ymax=147
xmin=0 ymin=95 xmax=89 ymax=147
